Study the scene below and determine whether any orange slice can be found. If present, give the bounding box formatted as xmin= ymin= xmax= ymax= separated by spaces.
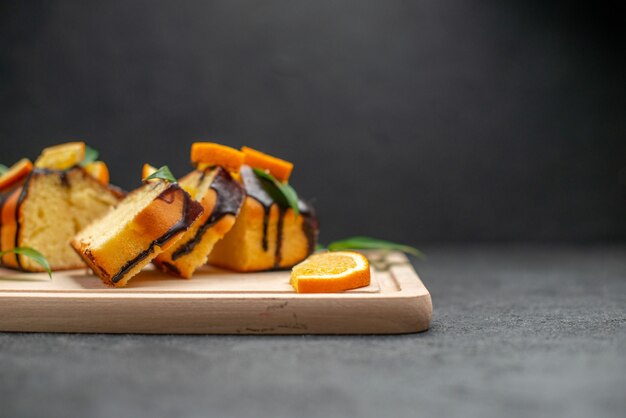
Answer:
xmin=84 ymin=161 xmax=110 ymax=185
xmin=0 ymin=158 xmax=33 ymax=191
xmin=35 ymin=141 xmax=85 ymax=169
xmin=190 ymin=142 xmax=244 ymax=173
xmin=142 ymin=163 xmax=158 ymax=180
xmin=241 ymin=146 xmax=293 ymax=182
xmin=290 ymin=251 xmax=371 ymax=293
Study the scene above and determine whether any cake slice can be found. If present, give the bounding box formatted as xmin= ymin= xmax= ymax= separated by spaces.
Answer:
xmin=153 ymin=166 xmax=245 ymax=278
xmin=0 ymin=159 xmax=123 ymax=271
xmin=71 ymin=179 xmax=203 ymax=287
xmin=207 ymin=165 xmax=318 ymax=272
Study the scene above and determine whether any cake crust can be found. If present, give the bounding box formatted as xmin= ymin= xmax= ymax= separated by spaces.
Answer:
xmin=153 ymin=167 xmax=245 ymax=278
xmin=0 ymin=166 xmax=124 ymax=271
xmin=72 ymin=182 xmax=203 ymax=287
xmin=207 ymin=166 xmax=318 ymax=272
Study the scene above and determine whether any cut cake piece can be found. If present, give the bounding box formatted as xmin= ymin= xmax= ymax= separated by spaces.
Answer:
xmin=207 ymin=165 xmax=318 ymax=272
xmin=0 ymin=166 xmax=123 ymax=271
xmin=153 ymin=166 xmax=245 ymax=278
xmin=71 ymin=180 xmax=203 ymax=287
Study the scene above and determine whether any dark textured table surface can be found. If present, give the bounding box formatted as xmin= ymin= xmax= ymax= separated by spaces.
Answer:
xmin=2 ymin=245 xmax=625 ymax=418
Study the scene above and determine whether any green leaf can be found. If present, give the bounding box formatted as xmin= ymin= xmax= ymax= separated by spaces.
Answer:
xmin=327 ymin=236 xmax=425 ymax=259
xmin=0 ymin=164 xmax=8 ymax=175
xmin=0 ymin=247 xmax=52 ymax=278
xmin=144 ymin=165 xmax=177 ymax=183
xmin=80 ymin=145 xmax=100 ymax=166
xmin=253 ymin=168 xmax=300 ymax=216
xmin=315 ymin=243 xmax=327 ymax=251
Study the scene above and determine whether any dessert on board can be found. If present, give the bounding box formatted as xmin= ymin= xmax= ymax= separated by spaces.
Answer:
xmin=0 ymin=140 xmax=387 ymax=295
xmin=0 ymin=142 xmax=123 ymax=271
xmin=71 ymin=177 xmax=203 ymax=287
xmin=153 ymin=143 xmax=246 ymax=278
xmin=206 ymin=165 xmax=317 ymax=272
xmin=207 ymin=146 xmax=318 ymax=272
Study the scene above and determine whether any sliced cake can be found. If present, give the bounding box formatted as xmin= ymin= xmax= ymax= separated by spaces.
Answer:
xmin=0 ymin=143 xmax=123 ymax=271
xmin=153 ymin=166 xmax=245 ymax=278
xmin=71 ymin=178 xmax=203 ymax=287
xmin=207 ymin=160 xmax=318 ymax=272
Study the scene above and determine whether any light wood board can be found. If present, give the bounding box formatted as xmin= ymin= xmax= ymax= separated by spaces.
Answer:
xmin=0 ymin=252 xmax=431 ymax=334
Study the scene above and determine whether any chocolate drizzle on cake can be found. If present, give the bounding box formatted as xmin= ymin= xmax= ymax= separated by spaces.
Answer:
xmin=60 ymin=171 xmax=70 ymax=188
xmin=298 ymin=200 xmax=318 ymax=257
xmin=0 ymin=174 xmax=32 ymax=267
xmin=171 ymin=167 xmax=245 ymax=260
xmin=240 ymin=165 xmax=318 ymax=268
xmin=1 ymin=167 xmax=124 ymax=270
xmin=0 ymin=181 xmax=27 ymax=258
xmin=241 ymin=166 xmax=274 ymax=252
xmin=12 ymin=173 xmax=32 ymax=269
xmin=13 ymin=169 xmax=76 ymax=263
xmin=274 ymin=207 xmax=285 ymax=268
xmin=110 ymin=184 xmax=203 ymax=284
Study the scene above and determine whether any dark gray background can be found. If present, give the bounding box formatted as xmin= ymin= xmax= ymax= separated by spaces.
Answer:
xmin=2 ymin=4 xmax=626 ymax=417
xmin=1 ymin=0 xmax=625 ymax=244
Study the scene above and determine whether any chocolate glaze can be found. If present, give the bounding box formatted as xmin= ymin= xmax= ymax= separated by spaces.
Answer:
xmin=298 ymin=200 xmax=318 ymax=257
xmin=29 ymin=167 xmax=71 ymax=187
xmin=110 ymin=184 xmax=203 ymax=284
xmin=1 ymin=166 xmax=126 ymax=270
xmin=240 ymin=166 xmax=274 ymax=251
xmin=1 ymin=168 xmax=69 ymax=267
xmin=171 ymin=167 xmax=245 ymax=260
xmin=240 ymin=165 xmax=318 ymax=268
xmin=12 ymin=172 xmax=33 ymax=269
xmin=198 ymin=169 xmax=208 ymax=183
xmin=0 ymin=193 xmax=6 ymax=250
xmin=0 ymin=181 xmax=27 ymax=255
xmin=274 ymin=207 xmax=285 ymax=267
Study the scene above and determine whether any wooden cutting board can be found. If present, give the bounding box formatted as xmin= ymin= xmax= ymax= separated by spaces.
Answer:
xmin=0 ymin=252 xmax=431 ymax=334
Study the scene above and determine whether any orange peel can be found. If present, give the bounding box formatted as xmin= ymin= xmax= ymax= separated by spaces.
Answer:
xmin=290 ymin=251 xmax=371 ymax=293
xmin=84 ymin=161 xmax=110 ymax=185
xmin=190 ymin=142 xmax=244 ymax=173
xmin=0 ymin=158 xmax=33 ymax=191
xmin=34 ymin=141 xmax=85 ymax=170
xmin=241 ymin=146 xmax=293 ymax=182
xmin=141 ymin=163 xmax=158 ymax=180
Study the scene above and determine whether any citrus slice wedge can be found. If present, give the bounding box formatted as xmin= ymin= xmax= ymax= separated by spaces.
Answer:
xmin=84 ymin=161 xmax=109 ymax=185
xmin=290 ymin=251 xmax=371 ymax=293
xmin=191 ymin=142 xmax=244 ymax=173
xmin=241 ymin=146 xmax=293 ymax=182
xmin=142 ymin=163 xmax=158 ymax=180
xmin=0 ymin=158 xmax=33 ymax=191
xmin=35 ymin=141 xmax=85 ymax=169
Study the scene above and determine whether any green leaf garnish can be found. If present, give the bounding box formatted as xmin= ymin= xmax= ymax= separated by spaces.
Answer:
xmin=0 ymin=247 xmax=52 ymax=278
xmin=80 ymin=145 xmax=99 ymax=166
xmin=253 ymin=168 xmax=300 ymax=216
xmin=327 ymin=236 xmax=425 ymax=259
xmin=0 ymin=164 xmax=8 ymax=175
xmin=144 ymin=165 xmax=177 ymax=183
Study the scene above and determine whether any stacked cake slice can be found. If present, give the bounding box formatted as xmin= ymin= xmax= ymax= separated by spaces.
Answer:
xmin=0 ymin=142 xmax=123 ymax=271
xmin=72 ymin=178 xmax=203 ymax=287
xmin=153 ymin=165 xmax=245 ymax=278
xmin=207 ymin=164 xmax=318 ymax=271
